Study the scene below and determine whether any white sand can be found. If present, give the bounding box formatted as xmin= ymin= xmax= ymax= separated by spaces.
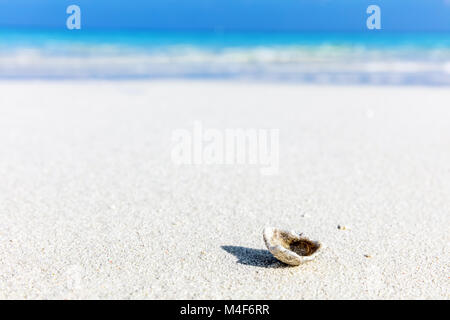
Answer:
xmin=0 ymin=80 xmax=449 ymax=299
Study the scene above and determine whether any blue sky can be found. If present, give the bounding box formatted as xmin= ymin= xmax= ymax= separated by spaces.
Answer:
xmin=0 ymin=0 xmax=449 ymax=32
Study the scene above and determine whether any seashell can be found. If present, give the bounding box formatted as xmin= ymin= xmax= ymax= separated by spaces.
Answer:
xmin=263 ymin=227 xmax=322 ymax=266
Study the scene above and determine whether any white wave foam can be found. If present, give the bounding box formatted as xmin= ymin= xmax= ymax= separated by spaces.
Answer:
xmin=1 ymin=46 xmax=449 ymax=84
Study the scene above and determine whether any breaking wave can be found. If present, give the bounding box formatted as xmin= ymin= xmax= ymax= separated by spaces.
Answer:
xmin=1 ymin=30 xmax=449 ymax=85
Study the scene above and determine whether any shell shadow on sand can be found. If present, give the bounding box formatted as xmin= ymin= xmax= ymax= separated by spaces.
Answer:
xmin=221 ymin=245 xmax=289 ymax=268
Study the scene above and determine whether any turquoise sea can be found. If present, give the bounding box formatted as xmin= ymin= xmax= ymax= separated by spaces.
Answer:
xmin=1 ymin=29 xmax=450 ymax=85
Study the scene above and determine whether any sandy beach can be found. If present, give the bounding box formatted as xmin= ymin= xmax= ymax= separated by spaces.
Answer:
xmin=0 ymin=80 xmax=449 ymax=299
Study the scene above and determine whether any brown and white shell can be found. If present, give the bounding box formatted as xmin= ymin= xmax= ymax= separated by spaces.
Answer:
xmin=263 ymin=227 xmax=322 ymax=266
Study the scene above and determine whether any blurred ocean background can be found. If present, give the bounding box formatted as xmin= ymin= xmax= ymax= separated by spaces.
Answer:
xmin=1 ymin=29 xmax=449 ymax=85
xmin=1 ymin=0 xmax=449 ymax=85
